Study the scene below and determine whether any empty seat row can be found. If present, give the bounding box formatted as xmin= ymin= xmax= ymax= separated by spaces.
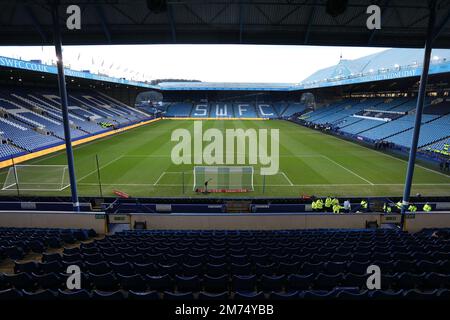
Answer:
xmin=3 ymin=271 xmax=450 ymax=292
xmin=1 ymin=288 xmax=449 ymax=300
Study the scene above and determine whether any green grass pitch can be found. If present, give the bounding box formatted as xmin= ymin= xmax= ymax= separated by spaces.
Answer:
xmin=1 ymin=119 xmax=449 ymax=198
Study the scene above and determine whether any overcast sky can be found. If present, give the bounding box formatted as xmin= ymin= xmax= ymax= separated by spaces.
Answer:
xmin=0 ymin=45 xmax=388 ymax=83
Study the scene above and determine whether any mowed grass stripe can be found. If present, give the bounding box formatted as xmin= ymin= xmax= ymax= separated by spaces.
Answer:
xmin=0 ymin=119 xmax=448 ymax=198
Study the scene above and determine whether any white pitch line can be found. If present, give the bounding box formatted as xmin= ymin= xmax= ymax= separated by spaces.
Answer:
xmin=153 ymin=172 xmax=166 ymax=186
xmin=77 ymin=155 xmax=124 ymax=182
xmin=281 ymin=172 xmax=294 ymax=186
xmin=320 ymin=128 xmax=450 ymax=179
xmin=321 ymin=155 xmax=375 ymax=185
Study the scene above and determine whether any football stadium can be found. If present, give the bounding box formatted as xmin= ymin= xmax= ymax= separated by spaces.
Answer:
xmin=0 ymin=0 xmax=450 ymax=308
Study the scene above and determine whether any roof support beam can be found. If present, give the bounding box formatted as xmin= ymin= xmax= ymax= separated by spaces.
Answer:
xmin=167 ymin=3 xmax=177 ymax=43
xmin=23 ymin=4 xmax=47 ymax=43
xmin=304 ymin=0 xmax=317 ymax=45
xmin=239 ymin=0 xmax=245 ymax=43
xmin=95 ymin=4 xmax=112 ymax=43
xmin=433 ymin=3 xmax=450 ymax=42
xmin=400 ymin=0 xmax=437 ymax=230
xmin=51 ymin=3 xmax=79 ymax=212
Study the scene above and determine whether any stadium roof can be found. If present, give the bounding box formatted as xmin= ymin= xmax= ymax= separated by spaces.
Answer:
xmin=302 ymin=48 xmax=450 ymax=83
xmin=4 ymin=48 xmax=450 ymax=91
xmin=1 ymin=0 xmax=450 ymax=48
xmin=157 ymin=81 xmax=296 ymax=91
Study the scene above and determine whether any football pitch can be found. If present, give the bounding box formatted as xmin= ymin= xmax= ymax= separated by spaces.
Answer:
xmin=1 ymin=119 xmax=449 ymax=198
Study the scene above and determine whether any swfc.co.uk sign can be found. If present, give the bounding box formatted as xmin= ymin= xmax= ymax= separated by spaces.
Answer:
xmin=0 ymin=55 xmax=156 ymax=89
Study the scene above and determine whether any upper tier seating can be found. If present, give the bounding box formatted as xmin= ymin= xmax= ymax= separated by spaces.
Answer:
xmin=164 ymin=102 xmax=304 ymax=119
xmin=0 ymin=87 xmax=152 ymax=160
xmin=166 ymin=103 xmax=193 ymax=117
xmin=387 ymin=116 xmax=450 ymax=148
xmin=339 ymin=119 xmax=386 ymax=135
xmin=209 ymin=103 xmax=235 ymax=118
xmin=282 ymin=103 xmax=307 ymax=117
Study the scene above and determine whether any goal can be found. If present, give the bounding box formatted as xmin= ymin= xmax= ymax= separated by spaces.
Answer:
xmin=193 ymin=166 xmax=254 ymax=192
xmin=2 ymin=165 xmax=70 ymax=191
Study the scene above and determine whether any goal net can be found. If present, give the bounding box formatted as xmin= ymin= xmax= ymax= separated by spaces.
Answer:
xmin=2 ymin=165 xmax=70 ymax=191
xmin=193 ymin=166 xmax=254 ymax=192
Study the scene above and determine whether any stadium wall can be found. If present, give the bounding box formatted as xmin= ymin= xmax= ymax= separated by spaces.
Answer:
xmin=0 ymin=118 xmax=161 ymax=169
xmin=130 ymin=212 xmax=382 ymax=230
xmin=0 ymin=211 xmax=107 ymax=234
xmin=130 ymin=212 xmax=450 ymax=231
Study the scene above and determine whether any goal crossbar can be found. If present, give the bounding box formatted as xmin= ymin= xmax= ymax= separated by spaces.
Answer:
xmin=2 ymin=165 xmax=70 ymax=192
xmin=193 ymin=166 xmax=254 ymax=192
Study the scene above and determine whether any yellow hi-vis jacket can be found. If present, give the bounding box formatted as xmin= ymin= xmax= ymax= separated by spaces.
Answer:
xmin=333 ymin=204 xmax=342 ymax=214
xmin=316 ymin=199 xmax=324 ymax=209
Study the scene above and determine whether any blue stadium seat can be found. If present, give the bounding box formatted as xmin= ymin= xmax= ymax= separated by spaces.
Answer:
xmin=180 ymin=263 xmax=203 ymax=277
xmin=369 ymin=290 xmax=404 ymax=299
xmin=234 ymin=291 xmax=265 ymax=300
xmin=286 ymin=274 xmax=313 ymax=291
xmin=163 ymin=291 xmax=194 ymax=300
xmin=259 ymin=275 xmax=285 ymax=292
xmin=14 ymin=261 xmax=39 ymax=274
xmin=203 ymin=274 xmax=229 ymax=293
xmin=336 ymin=290 xmax=369 ymax=300
xmin=32 ymin=272 xmax=64 ymax=290
xmin=91 ymin=290 xmax=125 ymax=300
xmin=145 ymin=274 xmax=173 ymax=292
xmin=126 ymin=290 xmax=159 ymax=300
xmin=85 ymin=261 xmax=111 ymax=275
xmin=22 ymin=289 xmax=58 ymax=300
xmin=198 ymin=291 xmax=229 ymax=300
xmin=118 ymin=274 xmax=147 ymax=291
xmin=39 ymin=261 xmax=64 ymax=274
xmin=232 ymin=275 xmax=257 ymax=292
xmin=2 ymin=273 xmax=36 ymax=291
xmin=314 ymin=273 xmax=343 ymax=290
xmin=110 ymin=262 xmax=134 ymax=276
xmin=88 ymin=272 xmax=119 ymax=291
xmin=403 ymin=289 xmax=437 ymax=299
xmin=133 ymin=262 xmax=157 ymax=275
xmin=175 ymin=275 xmax=201 ymax=292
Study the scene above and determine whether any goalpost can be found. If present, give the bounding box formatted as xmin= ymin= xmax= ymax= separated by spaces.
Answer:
xmin=193 ymin=166 xmax=254 ymax=192
xmin=2 ymin=165 xmax=70 ymax=192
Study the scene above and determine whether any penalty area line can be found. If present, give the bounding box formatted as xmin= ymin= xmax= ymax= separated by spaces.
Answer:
xmin=280 ymin=172 xmax=294 ymax=186
xmin=153 ymin=172 xmax=166 ymax=186
xmin=321 ymin=155 xmax=374 ymax=185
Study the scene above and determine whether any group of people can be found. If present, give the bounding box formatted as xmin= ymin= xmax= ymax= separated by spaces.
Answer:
xmin=383 ymin=201 xmax=432 ymax=213
xmin=311 ymin=197 xmax=368 ymax=214
xmin=439 ymin=157 xmax=450 ymax=172
xmin=312 ymin=197 xmax=433 ymax=214
xmin=374 ymin=140 xmax=394 ymax=150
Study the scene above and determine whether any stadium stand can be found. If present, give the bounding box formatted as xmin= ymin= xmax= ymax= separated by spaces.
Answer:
xmin=1 ymin=228 xmax=449 ymax=300
xmin=301 ymin=97 xmax=450 ymax=151
xmin=162 ymin=101 xmax=307 ymax=119
xmin=0 ymin=87 xmax=153 ymax=160
xmin=0 ymin=227 xmax=96 ymax=261
xmin=166 ymin=103 xmax=193 ymax=117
